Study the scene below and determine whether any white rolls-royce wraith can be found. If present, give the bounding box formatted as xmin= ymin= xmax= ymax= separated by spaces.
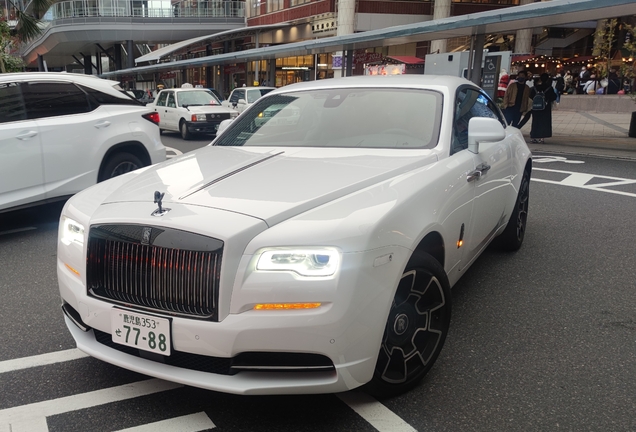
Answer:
xmin=58 ymin=75 xmax=531 ymax=397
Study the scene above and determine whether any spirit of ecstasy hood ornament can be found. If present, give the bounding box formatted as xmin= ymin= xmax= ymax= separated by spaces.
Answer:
xmin=152 ymin=191 xmax=171 ymax=216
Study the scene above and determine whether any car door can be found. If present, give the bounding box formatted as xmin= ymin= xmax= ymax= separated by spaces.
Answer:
xmin=153 ymin=91 xmax=171 ymax=131
xmin=163 ymin=91 xmax=180 ymax=130
xmin=22 ymin=80 xmax=107 ymax=197
xmin=0 ymin=81 xmax=45 ymax=211
xmin=453 ymin=87 xmax=512 ymax=266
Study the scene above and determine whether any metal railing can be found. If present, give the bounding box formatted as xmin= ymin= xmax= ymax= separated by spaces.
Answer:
xmin=43 ymin=0 xmax=245 ymax=20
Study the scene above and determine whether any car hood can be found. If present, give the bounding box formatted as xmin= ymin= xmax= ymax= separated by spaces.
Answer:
xmin=184 ymin=105 xmax=233 ymax=114
xmin=102 ymin=146 xmax=438 ymax=226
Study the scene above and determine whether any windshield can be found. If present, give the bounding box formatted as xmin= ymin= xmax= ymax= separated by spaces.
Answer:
xmin=214 ymin=88 xmax=442 ymax=149
xmin=247 ymin=88 xmax=274 ymax=103
xmin=177 ymin=90 xmax=221 ymax=107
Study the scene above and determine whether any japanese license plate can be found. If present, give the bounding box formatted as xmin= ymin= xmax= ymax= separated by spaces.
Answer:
xmin=111 ymin=308 xmax=171 ymax=356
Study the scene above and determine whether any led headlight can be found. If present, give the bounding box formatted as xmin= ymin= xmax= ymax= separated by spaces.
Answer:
xmin=61 ymin=217 xmax=85 ymax=246
xmin=256 ymin=248 xmax=340 ymax=277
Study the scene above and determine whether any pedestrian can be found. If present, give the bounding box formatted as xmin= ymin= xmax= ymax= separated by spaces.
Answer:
xmin=607 ymin=68 xmax=621 ymax=94
xmin=578 ymin=66 xmax=590 ymax=94
xmin=529 ymin=73 xmax=557 ymax=144
xmin=497 ymin=69 xmax=509 ymax=99
xmin=564 ymin=70 xmax=573 ymax=93
xmin=553 ymin=73 xmax=565 ymax=103
xmin=501 ymin=70 xmax=532 ymax=128
xmin=583 ymin=74 xmax=600 ymax=94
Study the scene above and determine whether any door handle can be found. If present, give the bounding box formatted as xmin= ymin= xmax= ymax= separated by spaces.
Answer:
xmin=467 ymin=163 xmax=491 ymax=182
xmin=16 ymin=130 xmax=38 ymax=140
xmin=477 ymin=163 xmax=491 ymax=174
xmin=94 ymin=121 xmax=111 ymax=129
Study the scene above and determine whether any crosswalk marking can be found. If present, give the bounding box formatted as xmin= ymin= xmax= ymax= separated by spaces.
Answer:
xmin=116 ymin=412 xmax=216 ymax=432
xmin=533 ymin=167 xmax=636 ymax=198
xmin=0 ymin=349 xmax=88 ymax=374
xmin=0 ymin=379 xmax=183 ymax=429
xmin=337 ymin=392 xmax=417 ymax=432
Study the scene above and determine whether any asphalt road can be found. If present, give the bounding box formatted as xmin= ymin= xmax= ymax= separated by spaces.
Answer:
xmin=1 ymin=145 xmax=635 ymax=432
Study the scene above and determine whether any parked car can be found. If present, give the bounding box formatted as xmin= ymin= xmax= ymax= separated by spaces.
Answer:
xmin=148 ymin=87 xmax=238 ymax=139
xmin=57 ymin=75 xmax=531 ymax=397
xmin=126 ymin=89 xmax=155 ymax=105
xmin=222 ymin=86 xmax=275 ymax=113
xmin=0 ymin=72 xmax=165 ymax=213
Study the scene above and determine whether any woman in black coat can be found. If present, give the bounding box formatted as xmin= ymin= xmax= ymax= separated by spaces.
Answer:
xmin=529 ymin=73 xmax=557 ymax=143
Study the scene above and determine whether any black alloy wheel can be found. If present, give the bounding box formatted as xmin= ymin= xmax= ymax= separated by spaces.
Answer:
xmin=98 ymin=152 xmax=143 ymax=182
xmin=495 ymin=168 xmax=530 ymax=251
xmin=366 ymin=251 xmax=451 ymax=398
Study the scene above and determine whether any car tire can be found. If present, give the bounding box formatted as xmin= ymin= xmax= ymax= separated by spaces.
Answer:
xmin=98 ymin=152 xmax=143 ymax=182
xmin=180 ymin=120 xmax=192 ymax=140
xmin=494 ymin=168 xmax=530 ymax=252
xmin=365 ymin=251 xmax=452 ymax=398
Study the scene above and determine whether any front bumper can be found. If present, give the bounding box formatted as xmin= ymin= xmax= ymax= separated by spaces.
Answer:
xmin=186 ymin=120 xmax=221 ymax=134
xmin=58 ymin=245 xmax=410 ymax=395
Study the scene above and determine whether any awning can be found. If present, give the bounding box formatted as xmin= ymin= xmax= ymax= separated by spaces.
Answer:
xmin=565 ymin=55 xmax=594 ymax=63
xmin=511 ymin=54 xmax=536 ymax=63
xmin=386 ymin=55 xmax=424 ymax=64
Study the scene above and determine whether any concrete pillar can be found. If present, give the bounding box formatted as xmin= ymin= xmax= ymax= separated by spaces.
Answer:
xmin=335 ymin=0 xmax=356 ymax=79
xmin=84 ymin=54 xmax=92 ymax=74
xmin=345 ymin=50 xmax=353 ymax=77
xmin=126 ymin=40 xmax=134 ymax=69
xmin=37 ymin=54 xmax=46 ymax=72
xmin=430 ymin=0 xmax=451 ymax=54
xmin=206 ymin=45 xmax=213 ymax=88
xmin=514 ymin=0 xmax=534 ymax=54
xmin=114 ymin=44 xmax=123 ymax=70
xmin=470 ymin=34 xmax=485 ymax=86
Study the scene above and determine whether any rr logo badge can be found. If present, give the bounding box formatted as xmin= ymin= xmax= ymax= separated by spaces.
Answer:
xmin=142 ymin=227 xmax=152 ymax=245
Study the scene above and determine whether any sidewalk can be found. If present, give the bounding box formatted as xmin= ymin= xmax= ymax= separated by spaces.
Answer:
xmin=519 ymin=109 xmax=636 ymax=159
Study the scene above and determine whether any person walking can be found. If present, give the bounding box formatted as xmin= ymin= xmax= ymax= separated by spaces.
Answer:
xmin=501 ymin=70 xmax=532 ymax=128
xmin=529 ymin=73 xmax=557 ymax=143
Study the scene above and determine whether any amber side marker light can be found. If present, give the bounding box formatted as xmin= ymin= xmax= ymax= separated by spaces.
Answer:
xmin=65 ymin=263 xmax=80 ymax=277
xmin=254 ymin=303 xmax=321 ymax=310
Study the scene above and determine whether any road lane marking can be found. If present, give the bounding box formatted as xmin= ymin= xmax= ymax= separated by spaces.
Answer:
xmin=116 ymin=412 xmax=216 ymax=432
xmin=337 ymin=392 xmax=417 ymax=432
xmin=0 ymin=227 xmax=36 ymax=236
xmin=532 ymin=168 xmax=636 ymax=198
xmin=0 ymin=379 xmax=183 ymax=427
xmin=533 ymin=155 xmax=585 ymax=164
xmin=7 ymin=417 xmax=48 ymax=432
xmin=0 ymin=349 xmax=89 ymax=374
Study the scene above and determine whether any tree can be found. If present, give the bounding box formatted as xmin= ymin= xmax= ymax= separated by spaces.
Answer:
xmin=0 ymin=19 xmax=24 ymax=72
xmin=7 ymin=0 xmax=54 ymax=42
xmin=592 ymin=19 xmax=617 ymax=79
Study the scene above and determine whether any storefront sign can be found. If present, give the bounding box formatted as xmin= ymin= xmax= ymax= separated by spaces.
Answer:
xmin=354 ymin=51 xmax=383 ymax=65
xmin=364 ymin=64 xmax=405 ymax=75
xmin=224 ymin=65 xmax=245 ymax=74
xmin=160 ymin=72 xmax=176 ymax=79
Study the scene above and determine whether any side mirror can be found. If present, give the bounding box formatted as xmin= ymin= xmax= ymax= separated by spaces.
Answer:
xmin=237 ymin=98 xmax=247 ymax=106
xmin=467 ymin=117 xmax=505 ymax=154
xmin=217 ymin=119 xmax=234 ymax=135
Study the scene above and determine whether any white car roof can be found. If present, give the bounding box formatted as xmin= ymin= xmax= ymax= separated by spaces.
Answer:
xmin=268 ymin=75 xmax=474 ymax=95
xmin=0 ymin=72 xmax=120 ymax=89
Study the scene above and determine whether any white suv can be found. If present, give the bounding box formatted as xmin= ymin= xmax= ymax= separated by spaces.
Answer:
xmin=0 ymin=72 xmax=165 ymax=213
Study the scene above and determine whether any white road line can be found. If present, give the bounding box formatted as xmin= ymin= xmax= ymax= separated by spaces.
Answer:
xmin=116 ymin=412 xmax=216 ymax=432
xmin=532 ymin=168 xmax=636 ymax=198
xmin=7 ymin=417 xmax=48 ymax=432
xmin=0 ymin=349 xmax=89 ymax=374
xmin=0 ymin=227 xmax=36 ymax=236
xmin=0 ymin=379 xmax=183 ymax=427
xmin=337 ymin=392 xmax=417 ymax=432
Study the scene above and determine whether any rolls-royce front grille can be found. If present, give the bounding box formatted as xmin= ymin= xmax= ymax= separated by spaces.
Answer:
xmin=87 ymin=224 xmax=223 ymax=320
